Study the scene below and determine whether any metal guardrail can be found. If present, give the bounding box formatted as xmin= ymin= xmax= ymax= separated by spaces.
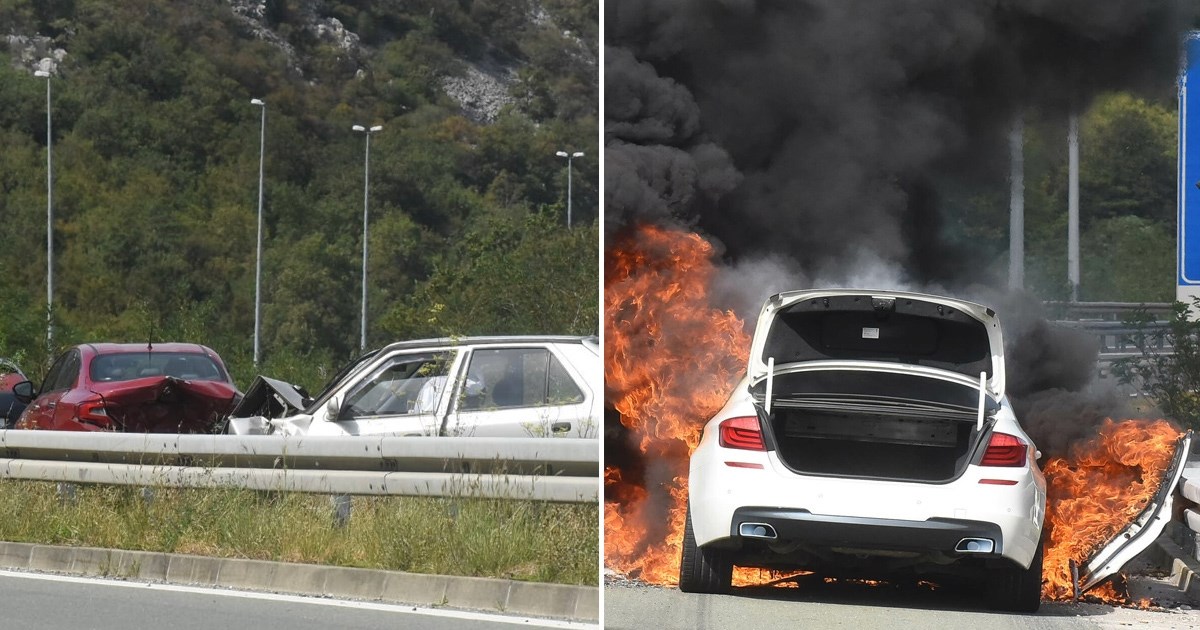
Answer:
xmin=1173 ymin=466 xmax=1200 ymax=561
xmin=1042 ymin=302 xmax=1175 ymax=370
xmin=1043 ymin=301 xmax=1173 ymax=321
xmin=0 ymin=431 xmax=599 ymax=503
xmin=1053 ymin=320 xmax=1173 ymax=359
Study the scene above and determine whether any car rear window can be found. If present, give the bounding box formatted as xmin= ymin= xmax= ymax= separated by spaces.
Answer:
xmin=90 ymin=352 xmax=227 ymax=382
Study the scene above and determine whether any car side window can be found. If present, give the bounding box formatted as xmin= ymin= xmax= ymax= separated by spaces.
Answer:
xmin=40 ymin=350 xmax=79 ymax=393
xmin=338 ymin=352 xmax=453 ymax=420
xmin=547 ymin=354 xmax=585 ymax=405
xmin=56 ymin=351 xmax=81 ymax=390
xmin=458 ymin=348 xmax=584 ymax=411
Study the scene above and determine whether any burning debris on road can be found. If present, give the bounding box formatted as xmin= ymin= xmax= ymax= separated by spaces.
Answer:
xmin=1042 ymin=420 xmax=1190 ymax=604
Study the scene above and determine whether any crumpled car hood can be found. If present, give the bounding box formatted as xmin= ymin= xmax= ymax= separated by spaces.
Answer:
xmin=225 ymin=375 xmax=313 ymax=435
xmin=229 ymin=375 xmax=309 ymax=419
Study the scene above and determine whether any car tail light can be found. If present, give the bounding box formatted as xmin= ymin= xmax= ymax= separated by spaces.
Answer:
xmin=719 ymin=416 xmax=765 ymax=451
xmin=77 ymin=399 xmax=114 ymax=429
xmin=980 ymin=432 xmax=1027 ymax=467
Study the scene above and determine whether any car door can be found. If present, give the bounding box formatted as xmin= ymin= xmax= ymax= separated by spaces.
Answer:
xmin=444 ymin=345 xmax=594 ymax=438
xmin=19 ymin=349 xmax=80 ymax=430
xmin=327 ymin=350 xmax=459 ymax=436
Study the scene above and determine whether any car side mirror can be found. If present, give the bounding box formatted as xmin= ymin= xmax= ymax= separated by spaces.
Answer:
xmin=12 ymin=380 xmax=35 ymax=403
xmin=325 ymin=397 xmax=341 ymax=422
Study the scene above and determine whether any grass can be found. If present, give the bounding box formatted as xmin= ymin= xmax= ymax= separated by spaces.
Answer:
xmin=0 ymin=480 xmax=599 ymax=586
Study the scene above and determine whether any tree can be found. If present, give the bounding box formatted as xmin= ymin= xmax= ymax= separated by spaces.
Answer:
xmin=1112 ymin=301 xmax=1200 ymax=431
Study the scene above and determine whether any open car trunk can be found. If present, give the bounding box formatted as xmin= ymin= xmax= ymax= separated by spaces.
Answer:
xmin=755 ymin=370 xmax=995 ymax=482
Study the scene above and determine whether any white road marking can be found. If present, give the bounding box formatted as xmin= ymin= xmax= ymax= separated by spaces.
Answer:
xmin=0 ymin=569 xmax=597 ymax=629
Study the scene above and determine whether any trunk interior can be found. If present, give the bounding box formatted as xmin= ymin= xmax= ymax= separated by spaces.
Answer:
xmin=754 ymin=370 xmax=991 ymax=482
xmin=768 ymin=406 xmax=979 ymax=481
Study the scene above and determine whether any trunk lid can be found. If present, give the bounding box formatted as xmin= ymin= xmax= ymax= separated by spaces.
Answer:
xmin=749 ymin=289 xmax=1005 ymax=399
xmin=91 ymin=376 xmax=238 ymax=432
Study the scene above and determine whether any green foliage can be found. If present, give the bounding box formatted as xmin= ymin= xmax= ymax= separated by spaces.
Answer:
xmin=0 ymin=481 xmax=599 ymax=585
xmin=0 ymin=0 xmax=597 ymax=383
xmin=1077 ymin=93 xmax=1175 ymax=227
xmin=1112 ymin=301 xmax=1200 ymax=430
xmin=1010 ymin=94 xmax=1177 ymax=302
xmin=380 ymin=211 xmax=599 ymax=339
xmin=1080 ymin=216 xmax=1174 ymax=302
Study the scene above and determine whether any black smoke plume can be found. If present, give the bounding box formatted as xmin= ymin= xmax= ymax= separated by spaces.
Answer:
xmin=606 ymin=1 xmax=1197 ymax=458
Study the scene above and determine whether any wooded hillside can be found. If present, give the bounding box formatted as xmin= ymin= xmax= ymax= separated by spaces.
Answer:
xmin=0 ymin=0 xmax=599 ymax=388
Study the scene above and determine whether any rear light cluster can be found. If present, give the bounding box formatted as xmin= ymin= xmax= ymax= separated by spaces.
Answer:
xmin=719 ymin=416 xmax=765 ymax=451
xmin=77 ymin=399 xmax=114 ymax=428
xmin=980 ymin=432 xmax=1027 ymax=467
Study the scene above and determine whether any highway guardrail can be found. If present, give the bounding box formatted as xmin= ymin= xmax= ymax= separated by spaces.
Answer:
xmin=0 ymin=431 xmax=599 ymax=503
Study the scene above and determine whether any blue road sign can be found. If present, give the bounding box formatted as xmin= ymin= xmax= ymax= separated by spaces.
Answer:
xmin=1179 ymin=33 xmax=1200 ymax=288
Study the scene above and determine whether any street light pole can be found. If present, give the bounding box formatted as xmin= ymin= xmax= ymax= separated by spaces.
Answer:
xmin=555 ymin=150 xmax=584 ymax=228
xmin=353 ymin=124 xmax=383 ymax=352
xmin=35 ymin=70 xmax=53 ymax=355
xmin=250 ymin=98 xmax=266 ymax=367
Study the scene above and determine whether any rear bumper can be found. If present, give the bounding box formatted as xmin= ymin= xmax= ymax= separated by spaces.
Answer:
xmin=688 ymin=439 xmax=1045 ymax=569
xmin=730 ymin=506 xmax=1004 ymax=554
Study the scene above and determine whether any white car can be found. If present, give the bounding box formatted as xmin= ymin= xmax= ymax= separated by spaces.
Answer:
xmin=681 ymin=290 xmax=1047 ymax=612
xmin=228 ymin=336 xmax=599 ymax=438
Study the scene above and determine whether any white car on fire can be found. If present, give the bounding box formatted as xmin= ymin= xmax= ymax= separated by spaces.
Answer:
xmin=681 ymin=289 xmax=1047 ymax=612
xmin=227 ymin=336 xmax=599 ymax=439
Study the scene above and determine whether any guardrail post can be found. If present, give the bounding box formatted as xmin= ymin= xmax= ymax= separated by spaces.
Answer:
xmin=331 ymin=494 xmax=351 ymax=528
xmin=56 ymin=482 xmax=76 ymax=506
xmin=141 ymin=487 xmax=155 ymax=507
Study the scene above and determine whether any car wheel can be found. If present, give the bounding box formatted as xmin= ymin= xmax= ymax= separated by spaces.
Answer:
xmin=678 ymin=505 xmax=733 ymax=594
xmin=987 ymin=540 xmax=1043 ymax=613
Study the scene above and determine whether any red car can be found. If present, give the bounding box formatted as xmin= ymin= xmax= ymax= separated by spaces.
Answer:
xmin=12 ymin=343 xmax=239 ymax=433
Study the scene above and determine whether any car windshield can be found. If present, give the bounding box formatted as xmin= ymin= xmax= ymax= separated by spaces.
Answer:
xmin=304 ymin=349 xmax=380 ymax=413
xmin=340 ymin=352 xmax=454 ymax=418
xmin=90 ymin=352 xmax=227 ymax=382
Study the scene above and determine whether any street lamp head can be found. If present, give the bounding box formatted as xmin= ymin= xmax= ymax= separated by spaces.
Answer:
xmin=352 ymin=124 xmax=366 ymax=132
xmin=370 ymin=125 xmax=383 ymax=132
xmin=556 ymin=151 xmax=568 ymax=158
xmin=34 ymin=70 xmax=50 ymax=78
xmin=250 ymin=98 xmax=264 ymax=106
xmin=572 ymin=152 xmax=584 ymax=158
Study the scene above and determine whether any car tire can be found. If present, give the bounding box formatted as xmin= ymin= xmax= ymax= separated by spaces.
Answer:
xmin=987 ymin=540 xmax=1043 ymax=613
xmin=678 ymin=505 xmax=733 ymax=594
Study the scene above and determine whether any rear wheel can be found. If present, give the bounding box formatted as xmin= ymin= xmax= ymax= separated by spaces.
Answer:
xmin=678 ymin=505 xmax=733 ymax=594
xmin=987 ymin=541 xmax=1043 ymax=612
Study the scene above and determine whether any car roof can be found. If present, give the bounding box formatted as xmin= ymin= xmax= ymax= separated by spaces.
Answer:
xmin=76 ymin=342 xmax=217 ymax=355
xmin=372 ymin=335 xmax=597 ymax=354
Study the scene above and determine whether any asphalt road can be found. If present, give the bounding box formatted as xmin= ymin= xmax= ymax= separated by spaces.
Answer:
xmin=0 ymin=570 xmax=593 ymax=630
xmin=604 ymin=578 xmax=1200 ymax=630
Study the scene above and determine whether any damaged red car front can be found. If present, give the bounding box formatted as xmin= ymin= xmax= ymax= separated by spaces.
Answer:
xmin=11 ymin=343 xmax=239 ymax=433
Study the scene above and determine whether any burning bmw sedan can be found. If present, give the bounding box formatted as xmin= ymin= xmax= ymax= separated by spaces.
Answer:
xmin=680 ymin=289 xmax=1047 ymax=611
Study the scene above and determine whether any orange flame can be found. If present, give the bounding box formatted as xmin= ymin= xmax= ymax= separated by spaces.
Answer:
xmin=1041 ymin=418 xmax=1182 ymax=604
xmin=604 ymin=224 xmax=750 ymax=584
xmin=605 ymin=223 xmax=1183 ymax=608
